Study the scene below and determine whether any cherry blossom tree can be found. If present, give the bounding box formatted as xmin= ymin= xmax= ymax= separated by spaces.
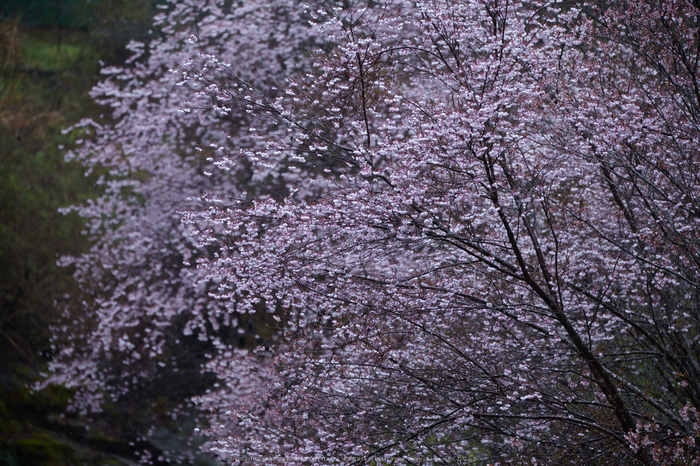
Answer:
xmin=50 ymin=0 xmax=700 ymax=463
xmin=181 ymin=0 xmax=700 ymax=464
xmin=42 ymin=0 xmax=318 ymax=458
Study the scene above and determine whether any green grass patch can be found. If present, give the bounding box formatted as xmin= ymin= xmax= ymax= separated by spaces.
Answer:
xmin=22 ymin=38 xmax=83 ymax=71
xmin=19 ymin=28 xmax=100 ymax=72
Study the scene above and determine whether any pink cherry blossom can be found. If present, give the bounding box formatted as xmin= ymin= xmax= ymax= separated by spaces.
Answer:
xmin=50 ymin=0 xmax=700 ymax=464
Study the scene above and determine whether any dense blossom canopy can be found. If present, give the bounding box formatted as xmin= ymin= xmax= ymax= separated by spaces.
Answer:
xmin=45 ymin=0 xmax=315 ymax=412
xmin=52 ymin=0 xmax=700 ymax=464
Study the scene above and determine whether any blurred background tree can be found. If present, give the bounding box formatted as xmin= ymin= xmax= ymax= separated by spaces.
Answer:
xmin=0 ymin=1 xmax=219 ymax=463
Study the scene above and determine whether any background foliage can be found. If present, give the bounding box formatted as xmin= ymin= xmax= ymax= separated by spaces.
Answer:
xmin=0 ymin=1 xmax=212 ymax=463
